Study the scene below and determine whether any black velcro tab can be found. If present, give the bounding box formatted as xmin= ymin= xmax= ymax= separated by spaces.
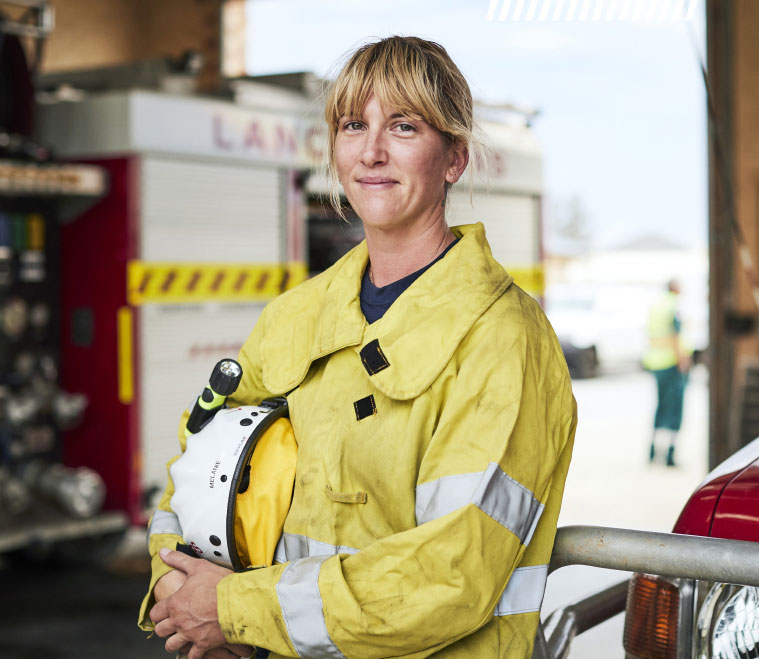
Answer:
xmin=360 ymin=339 xmax=390 ymax=375
xmin=175 ymin=542 xmax=200 ymax=558
xmin=354 ymin=395 xmax=377 ymax=421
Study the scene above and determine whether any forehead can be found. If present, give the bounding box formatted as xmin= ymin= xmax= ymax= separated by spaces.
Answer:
xmin=337 ymin=74 xmax=428 ymax=123
xmin=341 ymin=94 xmax=421 ymax=120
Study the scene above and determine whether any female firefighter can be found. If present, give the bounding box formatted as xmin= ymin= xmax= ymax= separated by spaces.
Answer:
xmin=141 ymin=36 xmax=577 ymax=659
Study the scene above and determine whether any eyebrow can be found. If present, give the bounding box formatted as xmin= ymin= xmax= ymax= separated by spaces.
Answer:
xmin=339 ymin=112 xmax=411 ymax=120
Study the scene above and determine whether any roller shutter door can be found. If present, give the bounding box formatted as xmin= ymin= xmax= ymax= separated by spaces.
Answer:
xmin=138 ymin=156 xmax=284 ymax=504
xmin=140 ymin=156 xmax=283 ymax=263
xmin=446 ymin=191 xmax=540 ymax=269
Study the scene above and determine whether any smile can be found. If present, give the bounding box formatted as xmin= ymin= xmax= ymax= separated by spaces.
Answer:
xmin=357 ymin=177 xmax=398 ymax=188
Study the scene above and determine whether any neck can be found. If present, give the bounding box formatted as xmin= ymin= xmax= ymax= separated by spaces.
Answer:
xmin=365 ymin=220 xmax=455 ymax=288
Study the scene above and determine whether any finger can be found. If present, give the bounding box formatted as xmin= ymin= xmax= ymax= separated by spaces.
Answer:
xmin=188 ymin=643 xmax=211 ymax=659
xmin=224 ymin=643 xmax=255 ymax=657
xmin=159 ymin=547 xmax=200 ymax=573
xmin=175 ymin=642 xmax=192 ymax=658
xmin=152 ymin=618 xmax=176 ymax=639
xmin=205 ymin=649 xmax=242 ymax=659
xmin=149 ymin=599 xmax=168 ymax=624
xmin=165 ymin=632 xmax=191 ymax=653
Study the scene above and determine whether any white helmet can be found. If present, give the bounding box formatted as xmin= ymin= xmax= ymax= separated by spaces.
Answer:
xmin=170 ymin=399 xmax=289 ymax=570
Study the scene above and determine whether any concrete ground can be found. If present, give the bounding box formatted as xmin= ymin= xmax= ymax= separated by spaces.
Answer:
xmin=0 ymin=556 xmax=165 ymax=659
xmin=541 ymin=363 xmax=709 ymax=657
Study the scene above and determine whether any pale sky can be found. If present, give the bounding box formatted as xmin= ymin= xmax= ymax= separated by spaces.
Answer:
xmin=245 ymin=0 xmax=708 ymax=250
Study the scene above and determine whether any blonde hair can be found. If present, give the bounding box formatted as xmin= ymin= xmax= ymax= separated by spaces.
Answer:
xmin=324 ymin=36 xmax=474 ymax=217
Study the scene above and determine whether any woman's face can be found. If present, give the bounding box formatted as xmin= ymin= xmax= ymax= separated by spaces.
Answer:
xmin=334 ymin=94 xmax=467 ymax=235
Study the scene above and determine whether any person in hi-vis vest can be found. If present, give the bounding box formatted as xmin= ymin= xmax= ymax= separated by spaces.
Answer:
xmin=643 ymin=280 xmax=692 ymax=467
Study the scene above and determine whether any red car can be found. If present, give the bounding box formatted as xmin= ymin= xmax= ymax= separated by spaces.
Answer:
xmin=536 ymin=438 xmax=759 ymax=659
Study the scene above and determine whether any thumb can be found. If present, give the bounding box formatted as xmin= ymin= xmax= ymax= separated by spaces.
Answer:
xmin=159 ymin=547 xmax=199 ymax=573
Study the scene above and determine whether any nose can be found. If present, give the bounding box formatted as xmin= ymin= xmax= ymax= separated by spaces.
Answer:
xmin=359 ymin=128 xmax=387 ymax=167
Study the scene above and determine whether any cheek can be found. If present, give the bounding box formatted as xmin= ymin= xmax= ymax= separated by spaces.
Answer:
xmin=333 ymin=141 xmax=352 ymax=179
xmin=407 ymin=147 xmax=448 ymax=193
xmin=334 ymin=156 xmax=347 ymax=181
xmin=415 ymin=165 xmax=449 ymax=198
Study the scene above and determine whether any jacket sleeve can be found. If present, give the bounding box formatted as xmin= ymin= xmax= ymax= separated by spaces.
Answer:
xmin=137 ymin=308 xmax=275 ymax=631
xmin=216 ymin=303 xmax=577 ymax=657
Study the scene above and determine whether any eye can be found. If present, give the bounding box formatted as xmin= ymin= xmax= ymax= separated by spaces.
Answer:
xmin=342 ymin=120 xmax=364 ymax=132
xmin=395 ymin=122 xmax=416 ymax=133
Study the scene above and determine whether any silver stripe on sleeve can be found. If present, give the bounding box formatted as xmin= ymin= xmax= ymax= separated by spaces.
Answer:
xmin=493 ymin=564 xmax=549 ymax=616
xmin=415 ymin=462 xmax=544 ymax=545
xmin=149 ymin=509 xmax=182 ymax=537
xmin=274 ymin=532 xmax=359 ymax=564
xmin=415 ymin=472 xmax=481 ymax=524
xmin=472 ymin=463 xmax=545 ymax=546
xmin=277 ymin=556 xmax=346 ymax=658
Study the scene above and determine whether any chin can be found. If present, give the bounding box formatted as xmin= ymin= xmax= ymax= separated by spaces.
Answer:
xmin=354 ymin=205 xmax=406 ymax=230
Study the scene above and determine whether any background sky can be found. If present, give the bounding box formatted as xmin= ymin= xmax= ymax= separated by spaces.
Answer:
xmin=244 ymin=0 xmax=707 ymax=251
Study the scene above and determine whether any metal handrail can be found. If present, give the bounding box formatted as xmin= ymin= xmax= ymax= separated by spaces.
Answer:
xmin=549 ymin=525 xmax=759 ymax=585
xmin=538 ymin=580 xmax=629 ymax=659
xmin=531 ymin=525 xmax=759 ymax=659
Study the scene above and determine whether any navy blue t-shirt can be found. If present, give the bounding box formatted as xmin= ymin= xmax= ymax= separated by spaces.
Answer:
xmin=360 ymin=239 xmax=459 ymax=323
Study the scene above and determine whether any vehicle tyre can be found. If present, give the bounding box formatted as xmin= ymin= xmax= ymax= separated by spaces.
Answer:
xmin=576 ymin=347 xmax=599 ymax=379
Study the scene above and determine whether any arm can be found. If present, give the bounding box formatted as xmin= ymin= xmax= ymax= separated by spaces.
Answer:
xmin=672 ymin=313 xmax=692 ymax=373
xmin=213 ymin=307 xmax=577 ymax=657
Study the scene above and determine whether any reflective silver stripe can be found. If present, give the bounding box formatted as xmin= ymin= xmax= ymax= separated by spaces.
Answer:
xmin=149 ymin=509 xmax=182 ymax=537
xmin=416 ymin=472 xmax=480 ymax=523
xmin=274 ymin=532 xmax=359 ymax=564
xmin=277 ymin=556 xmax=345 ymax=658
xmin=494 ymin=564 xmax=549 ymax=616
xmin=415 ymin=462 xmax=544 ymax=545
xmin=472 ymin=463 xmax=545 ymax=546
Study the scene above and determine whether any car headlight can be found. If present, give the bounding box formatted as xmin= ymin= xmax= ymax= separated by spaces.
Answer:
xmin=695 ymin=583 xmax=759 ymax=658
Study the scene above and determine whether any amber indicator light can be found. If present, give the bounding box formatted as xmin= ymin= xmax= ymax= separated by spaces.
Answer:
xmin=623 ymin=573 xmax=679 ymax=659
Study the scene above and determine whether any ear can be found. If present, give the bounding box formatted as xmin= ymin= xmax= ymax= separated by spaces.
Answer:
xmin=445 ymin=141 xmax=469 ymax=185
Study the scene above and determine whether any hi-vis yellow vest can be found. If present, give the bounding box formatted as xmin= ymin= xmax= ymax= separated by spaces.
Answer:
xmin=643 ymin=291 xmax=682 ymax=371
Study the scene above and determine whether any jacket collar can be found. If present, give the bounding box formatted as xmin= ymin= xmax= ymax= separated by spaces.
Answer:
xmin=261 ymin=223 xmax=513 ymax=399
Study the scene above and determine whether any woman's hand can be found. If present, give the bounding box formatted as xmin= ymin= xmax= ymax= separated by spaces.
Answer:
xmin=150 ymin=548 xmax=254 ymax=659
xmin=156 ymin=558 xmax=252 ymax=657
xmin=175 ymin=644 xmax=254 ymax=659
xmin=154 ymin=565 xmax=188 ymax=602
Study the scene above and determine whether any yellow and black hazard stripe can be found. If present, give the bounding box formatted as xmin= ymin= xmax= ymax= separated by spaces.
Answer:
xmin=127 ymin=261 xmax=308 ymax=305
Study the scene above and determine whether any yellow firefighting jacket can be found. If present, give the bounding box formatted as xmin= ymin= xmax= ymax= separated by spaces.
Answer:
xmin=139 ymin=222 xmax=577 ymax=658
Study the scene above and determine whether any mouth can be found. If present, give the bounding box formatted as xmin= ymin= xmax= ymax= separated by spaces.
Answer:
xmin=356 ymin=177 xmax=398 ymax=187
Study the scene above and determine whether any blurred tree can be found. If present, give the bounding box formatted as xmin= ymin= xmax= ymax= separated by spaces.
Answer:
xmin=547 ymin=195 xmax=593 ymax=256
